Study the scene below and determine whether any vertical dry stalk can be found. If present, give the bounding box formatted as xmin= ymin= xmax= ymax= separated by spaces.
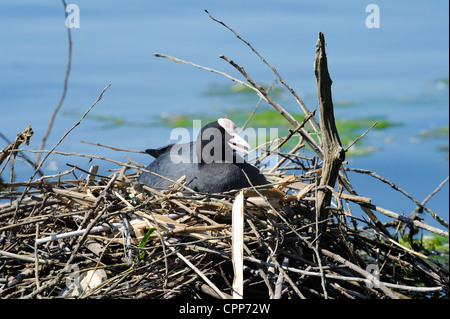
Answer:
xmin=313 ymin=32 xmax=345 ymax=234
xmin=231 ymin=191 xmax=245 ymax=299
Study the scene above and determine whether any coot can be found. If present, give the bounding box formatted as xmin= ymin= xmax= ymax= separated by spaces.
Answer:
xmin=138 ymin=118 xmax=267 ymax=193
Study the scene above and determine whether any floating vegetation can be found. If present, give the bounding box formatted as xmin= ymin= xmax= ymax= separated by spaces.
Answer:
xmin=62 ymin=111 xmax=155 ymax=130
xmin=432 ymin=77 xmax=449 ymax=88
xmin=157 ymin=109 xmax=399 ymax=157
xmin=334 ymin=99 xmax=357 ymax=107
xmin=418 ymin=125 xmax=449 ymax=139
xmin=205 ymin=83 xmax=286 ymax=101
xmin=416 ymin=125 xmax=449 ymax=159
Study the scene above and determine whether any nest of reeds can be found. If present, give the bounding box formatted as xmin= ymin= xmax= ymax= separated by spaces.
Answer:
xmin=1 ymin=130 xmax=448 ymax=299
xmin=1 ymin=17 xmax=448 ymax=299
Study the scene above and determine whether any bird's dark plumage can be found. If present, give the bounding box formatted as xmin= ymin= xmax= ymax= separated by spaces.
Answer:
xmin=138 ymin=118 xmax=267 ymax=193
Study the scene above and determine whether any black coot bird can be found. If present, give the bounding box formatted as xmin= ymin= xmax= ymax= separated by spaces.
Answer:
xmin=138 ymin=118 xmax=267 ymax=193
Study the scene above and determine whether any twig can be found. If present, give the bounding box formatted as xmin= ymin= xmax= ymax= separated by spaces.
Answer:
xmin=23 ymin=195 xmax=113 ymax=299
xmin=153 ymin=53 xmax=262 ymax=97
xmin=345 ymin=121 xmax=379 ymax=152
xmin=320 ymin=248 xmax=399 ymax=299
xmin=347 ymin=168 xmax=448 ymax=229
xmin=70 ymin=173 xmax=117 ymax=246
xmin=13 ymin=84 xmax=111 ymax=221
xmin=34 ymin=223 xmax=41 ymax=294
xmin=254 ymin=110 xmax=315 ymax=166
xmin=239 ymin=80 xmax=276 ymax=133
xmin=80 ymin=140 xmax=146 ymax=153
xmin=246 ymin=217 xmax=306 ymax=299
xmin=220 ymin=54 xmax=324 ymax=159
xmin=154 ymin=50 xmax=323 ymax=158
xmin=193 ymin=245 xmax=444 ymax=293
xmin=35 ymin=0 xmax=73 ymax=165
xmin=165 ymin=239 xmax=230 ymax=299
xmin=205 ymin=10 xmax=321 ymax=138
xmin=270 ymin=140 xmax=305 ymax=174
xmin=361 ymin=202 xmax=448 ymax=238
xmin=35 ymin=222 xmax=124 ymax=244
xmin=273 ymin=257 xmax=288 ymax=299
xmin=313 ymin=178 xmax=328 ymax=298
xmin=0 ymin=249 xmax=49 ymax=264
xmin=409 ymin=176 xmax=449 ymax=226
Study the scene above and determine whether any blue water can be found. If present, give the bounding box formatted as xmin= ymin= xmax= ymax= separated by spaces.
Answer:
xmin=1 ymin=1 xmax=448 ymax=231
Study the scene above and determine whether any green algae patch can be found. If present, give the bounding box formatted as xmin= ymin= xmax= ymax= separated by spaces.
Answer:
xmin=156 ymin=109 xmax=399 ymax=157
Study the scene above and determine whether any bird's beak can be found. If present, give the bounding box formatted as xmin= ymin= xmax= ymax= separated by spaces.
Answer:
xmin=228 ymin=134 xmax=250 ymax=155
xmin=218 ymin=118 xmax=251 ymax=155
